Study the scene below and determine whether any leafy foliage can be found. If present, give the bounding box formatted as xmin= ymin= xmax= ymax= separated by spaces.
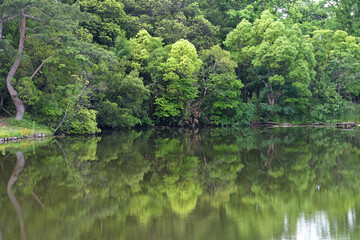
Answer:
xmin=2 ymin=0 xmax=360 ymax=130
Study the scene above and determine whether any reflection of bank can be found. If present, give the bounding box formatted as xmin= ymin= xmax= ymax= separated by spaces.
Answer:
xmin=7 ymin=152 xmax=26 ymax=240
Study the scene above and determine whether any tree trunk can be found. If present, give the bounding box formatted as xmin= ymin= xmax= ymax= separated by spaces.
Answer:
xmin=6 ymin=13 xmax=26 ymax=120
xmin=270 ymin=98 xmax=275 ymax=106
xmin=267 ymin=93 xmax=276 ymax=105
xmin=242 ymin=87 xmax=248 ymax=103
xmin=0 ymin=16 xmax=3 ymax=41
xmin=267 ymin=93 xmax=276 ymax=115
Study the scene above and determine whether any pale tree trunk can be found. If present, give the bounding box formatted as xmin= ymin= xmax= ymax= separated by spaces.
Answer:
xmin=7 ymin=152 xmax=27 ymax=240
xmin=266 ymin=82 xmax=282 ymax=115
xmin=267 ymin=92 xmax=276 ymax=115
xmin=0 ymin=14 xmax=4 ymax=54
xmin=259 ymin=76 xmax=277 ymax=115
xmin=6 ymin=12 xmax=26 ymax=120
xmin=0 ymin=16 xmax=3 ymax=41
xmin=268 ymin=95 xmax=276 ymax=106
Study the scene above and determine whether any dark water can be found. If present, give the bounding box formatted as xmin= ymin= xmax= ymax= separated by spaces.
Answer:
xmin=1 ymin=127 xmax=360 ymax=240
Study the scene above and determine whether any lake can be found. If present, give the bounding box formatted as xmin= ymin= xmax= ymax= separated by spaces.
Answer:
xmin=1 ymin=127 xmax=360 ymax=240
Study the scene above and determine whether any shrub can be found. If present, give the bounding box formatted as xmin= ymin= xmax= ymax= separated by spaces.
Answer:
xmin=64 ymin=109 xmax=100 ymax=134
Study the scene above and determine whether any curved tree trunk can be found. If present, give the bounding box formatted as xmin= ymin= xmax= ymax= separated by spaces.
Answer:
xmin=6 ymin=12 xmax=26 ymax=120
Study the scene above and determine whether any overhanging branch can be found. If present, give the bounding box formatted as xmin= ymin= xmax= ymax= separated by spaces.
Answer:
xmin=30 ymin=55 xmax=56 ymax=80
xmin=24 ymin=14 xmax=40 ymax=21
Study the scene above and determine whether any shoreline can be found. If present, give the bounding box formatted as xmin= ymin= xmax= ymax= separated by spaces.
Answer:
xmin=1 ymin=121 xmax=358 ymax=145
xmin=0 ymin=134 xmax=49 ymax=144
xmin=251 ymin=122 xmax=359 ymax=129
xmin=0 ymin=118 xmax=53 ymax=144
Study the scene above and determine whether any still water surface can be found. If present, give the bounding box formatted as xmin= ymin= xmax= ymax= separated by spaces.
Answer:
xmin=1 ymin=127 xmax=360 ymax=240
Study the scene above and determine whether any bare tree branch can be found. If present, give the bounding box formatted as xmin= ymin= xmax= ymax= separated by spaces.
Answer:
xmin=30 ymin=55 xmax=56 ymax=80
xmin=1 ymin=91 xmax=14 ymax=117
xmin=53 ymin=85 xmax=87 ymax=134
xmin=53 ymin=106 xmax=69 ymax=134
xmin=2 ymin=107 xmax=13 ymax=116
xmin=3 ymin=12 xmax=21 ymax=22
xmin=24 ymin=14 xmax=40 ymax=21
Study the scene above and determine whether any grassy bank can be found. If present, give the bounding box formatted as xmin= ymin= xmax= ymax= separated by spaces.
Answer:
xmin=0 ymin=118 xmax=53 ymax=138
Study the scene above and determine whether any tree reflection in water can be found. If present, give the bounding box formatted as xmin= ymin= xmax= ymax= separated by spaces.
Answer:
xmin=7 ymin=152 xmax=26 ymax=240
xmin=1 ymin=128 xmax=360 ymax=239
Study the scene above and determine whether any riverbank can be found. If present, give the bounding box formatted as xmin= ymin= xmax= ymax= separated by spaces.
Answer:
xmin=1 ymin=117 xmax=359 ymax=144
xmin=0 ymin=118 xmax=53 ymax=143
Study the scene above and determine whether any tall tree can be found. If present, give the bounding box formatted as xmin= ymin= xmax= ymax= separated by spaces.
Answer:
xmin=225 ymin=10 xmax=316 ymax=116
xmin=2 ymin=0 xmax=85 ymax=120
xmin=308 ymin=29 xmax=360 ymax=120
xmin=198 ymin=45 xmax=244 ymax=125
xmin=154 ymin=39 xmax=202 ymax=125
xmin=4 ymin=5 xmax=34 ymax=119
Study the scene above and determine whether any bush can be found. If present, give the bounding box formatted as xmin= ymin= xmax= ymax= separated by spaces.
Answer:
xmin=64 ymin=109 xmax=100 ymax=134
xmin=310 ymin=100 xmax=348 ymax=123
xmin=210 ymin=102 xmax=255 ymax=126
xmin=97 ymin=100 xmax=141 ymax=128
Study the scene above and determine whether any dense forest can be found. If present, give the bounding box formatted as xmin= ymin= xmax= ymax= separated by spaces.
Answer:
xmin=1 ymin=0 xmax=360 ymax=134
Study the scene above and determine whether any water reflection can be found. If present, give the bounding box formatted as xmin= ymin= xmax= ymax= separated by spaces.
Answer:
xmin=296 ymin=212 xmax=333 ymax=240
xmin=1 ymin=128 xmax=360 ymax=239
xmin=7 ymin=152 xmax=26 ymax=240
xmin=282 ymin=209 xmax=356 ymax=240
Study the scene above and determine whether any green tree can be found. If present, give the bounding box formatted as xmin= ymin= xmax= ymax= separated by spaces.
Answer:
xmin=154 ymin=39 xmax=202 ymax=125
xmin=330 ymin=0 xmax=360 ymax=36
xmin=187 ymin=15 xmax=219 ymax=50
xmin=79 ymin=0 xmax=127 ymax=47
xmin=153 ymin=12 xmax=188 ymax=45
xmin=225 ymin=11 xmax=316 ymax=117
xmin=309 ymin=29 xmax=360 ymax=121
xmin=280 ymin=0 xmax=329 ymax=35
xmin=1 ymin=0 xmax=86 ymax=120
xmin=198 ymin=45 xmax=247 ymax=125
xmin=129 ymin=29 xmax=163 ymax=70
xmin=97 ymin=70 xmax=150 ymax=128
